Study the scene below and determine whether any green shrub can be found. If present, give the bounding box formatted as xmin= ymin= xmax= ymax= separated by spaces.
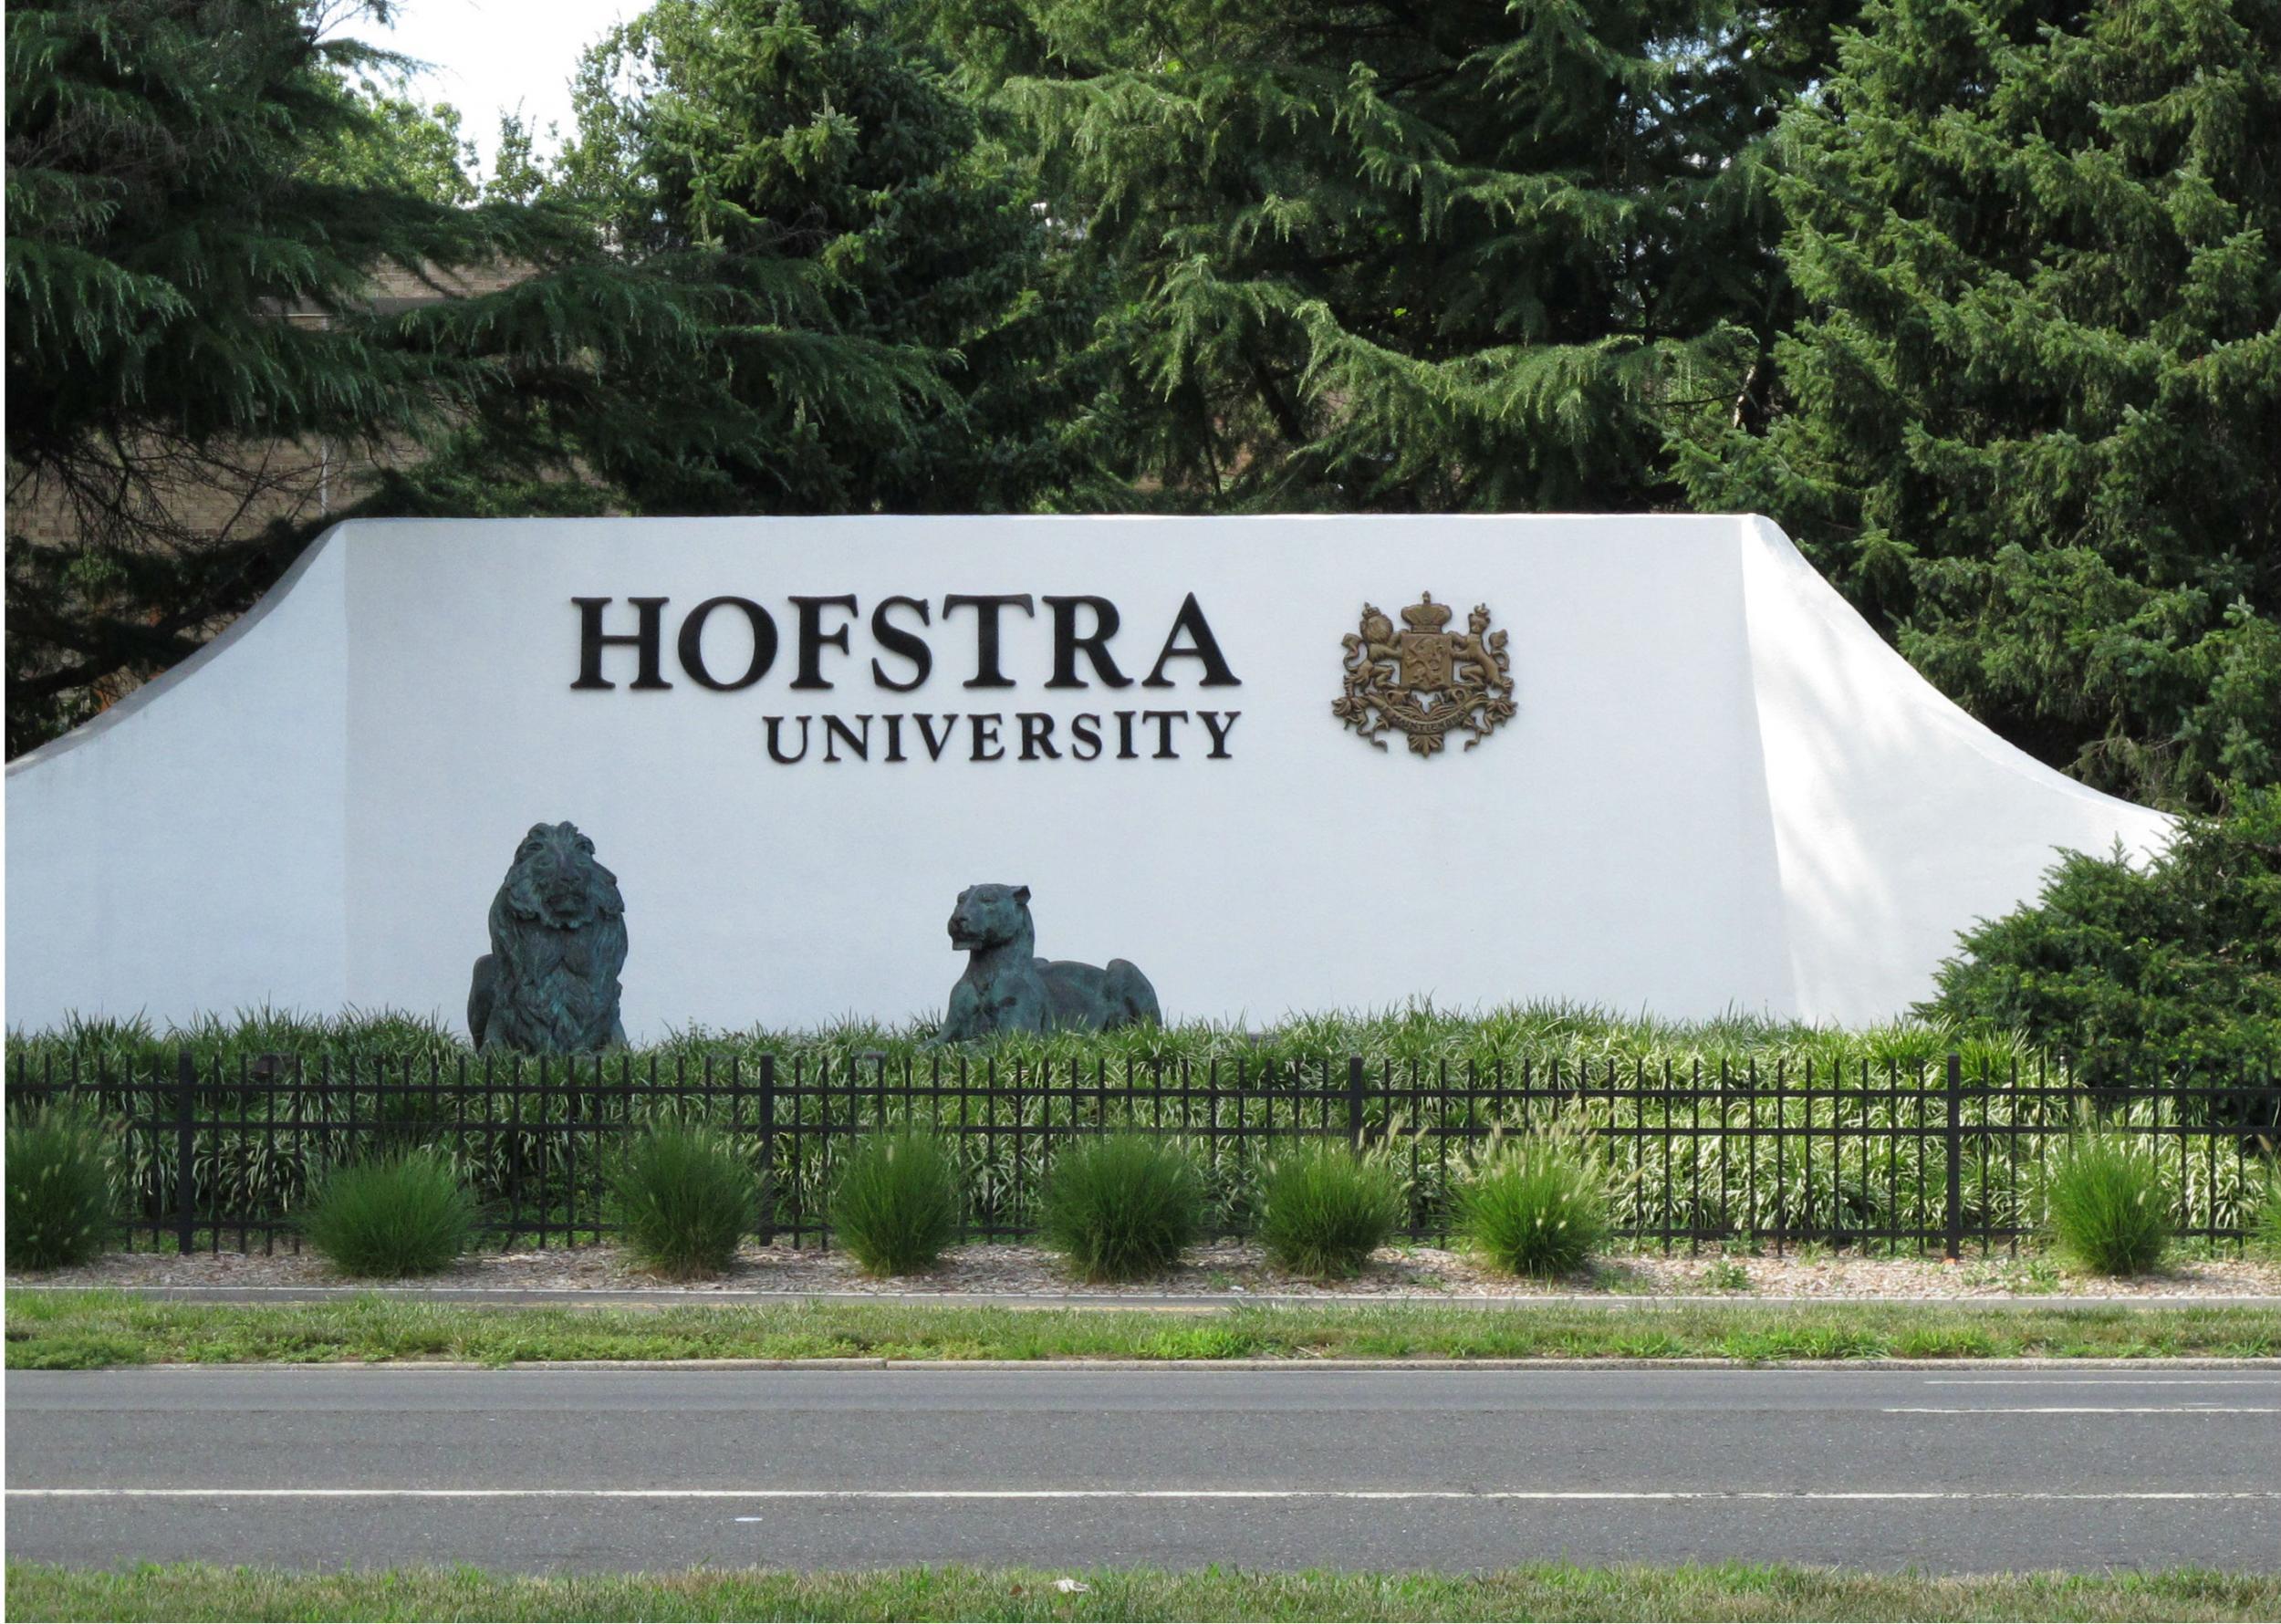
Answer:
xmin=1039 ymin=1134 xmax=1201 ymax=1282
xmin=2044 ymin=1129 xmax=2171 ymax=1276
xmin=1458 ymin=1127 xmax=1610 ymax=1277
xmin=1925 ymin=786 xmax=2281 ymax=1095
xmin=608 ymin=1122 xmax=759 ymax=1279
xmin=2245 ymin=1161 xmax=2281 ymax=1265
xmin=1256 ymin=1140 xmax=1406 ymax=1278
xmin=303 ymin=1149 xmax=474 ymax=1277
xmin=5 ymin=1103 xmax=115 ymax=1271
xmin=831 ymin=1129 xmax=960 ymax=1276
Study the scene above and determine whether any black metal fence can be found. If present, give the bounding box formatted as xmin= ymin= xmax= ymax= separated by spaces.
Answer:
xmin=7 ymin=1050 xmax=2276 ymax=1257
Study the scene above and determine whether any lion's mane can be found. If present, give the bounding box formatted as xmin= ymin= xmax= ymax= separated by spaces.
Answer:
xmin=469 ymin=821 xmax=628 ymax=1052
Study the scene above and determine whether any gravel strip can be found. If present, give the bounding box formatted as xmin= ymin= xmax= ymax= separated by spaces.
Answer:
xmin=16 ymin=1243 xmax=2281 ymax=1299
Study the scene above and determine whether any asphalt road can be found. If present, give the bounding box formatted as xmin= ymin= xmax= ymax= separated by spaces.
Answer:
xmin=8 ymin=1366 xmax=2280 ymax=1574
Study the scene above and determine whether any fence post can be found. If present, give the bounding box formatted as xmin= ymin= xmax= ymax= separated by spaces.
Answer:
xmin=755 ymin=1052 xmax=776 ymax=1247
xmin=1347 ymin=1054 xmax=1367 ymax=1149
xmin=174 ymin=1049 xmax=198 ymax=1256
xmin=1943 ymin=1052 xmax=1964 ymax=1262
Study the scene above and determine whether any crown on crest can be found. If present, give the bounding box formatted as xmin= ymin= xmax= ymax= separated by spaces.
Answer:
xmin=1399 ymin=592 xmax=1453 ymax=633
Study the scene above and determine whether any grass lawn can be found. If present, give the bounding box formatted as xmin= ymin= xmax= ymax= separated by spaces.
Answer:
xmin=10 ymin=1561 xmax=2281 ymax=1622
xmin=8 ymin=1289 xmax=2280 ymax=1367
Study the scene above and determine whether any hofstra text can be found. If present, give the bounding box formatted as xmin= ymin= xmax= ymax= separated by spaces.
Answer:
xmin=570 ymin=592 xmax=1241 ymax=765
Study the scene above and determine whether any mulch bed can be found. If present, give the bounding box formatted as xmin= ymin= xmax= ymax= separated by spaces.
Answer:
xmin=17 ymin=1242 xmax=2281 ymax=1298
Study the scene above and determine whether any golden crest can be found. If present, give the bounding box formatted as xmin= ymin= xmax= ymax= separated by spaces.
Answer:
xmin=1333 ymin=592 xmax=1516 ymax=756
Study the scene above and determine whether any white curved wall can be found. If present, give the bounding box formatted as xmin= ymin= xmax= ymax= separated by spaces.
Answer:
xmin=5 ymin=536 xmax=350 ymax=1027
xmin=4 ymin=514 xmax=2171 ymax=1035
xmin=1738 ymin=518 xmax=2171 ymax=1022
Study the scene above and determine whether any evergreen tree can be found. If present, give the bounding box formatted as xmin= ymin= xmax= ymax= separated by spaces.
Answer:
xmin=1680 ymin=0 xmax=2281 ymax=810
xmin=536 ymin=0 xmax=1107 ymax=515
xmin=924 ymin=0 xmax=1852 ymax=510
xmin=4 ymin=0 xmax=716 ymax=754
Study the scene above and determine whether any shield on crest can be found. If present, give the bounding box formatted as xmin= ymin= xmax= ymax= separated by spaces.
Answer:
xmin=1333 ymin=590 xmax=1517 ymax=757
xmin=1396 ymin=593 xmax=1457 ymax=689
xmin=1398 ymin=630 xmax=1455 ymax=691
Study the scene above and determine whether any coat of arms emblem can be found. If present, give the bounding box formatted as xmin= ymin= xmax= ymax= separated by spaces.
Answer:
xmin=1334 ymin=592 xmax=1516 ymax=755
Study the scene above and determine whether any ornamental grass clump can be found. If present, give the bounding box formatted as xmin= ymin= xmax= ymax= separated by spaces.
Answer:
xmin=1256 ymin=1140 xmax=1407 ymax=1278
xmin=609 ymin=1122 xmax=760 ymax=1279
xmin=831 ymin=1129 xmax=960 ymax=1276
xmin=5 ymin=1102 xmax=115 ymax=1271
xmin=2242 ymin=1161 xmax=2280 ymax=1265
xmin=303 ymin=1148 xmax=474 ymax=1278
xmin=2044 ymin=1128 xmax=2170 ymax=1276
xmin=1457 ymin=1125 xmax=1610 ymax=1278
xmin=1039 ymin=1134 xmax=1201 ymax=1282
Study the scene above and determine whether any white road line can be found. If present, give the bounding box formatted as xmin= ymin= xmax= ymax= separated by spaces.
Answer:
xmin=1885 ymin=1406 xmax=2281 ymax=1414
xmin=1922 ymin=1379 xmax=2281 ymax=1386
xmin=8 ymin=1488 xmax=2279 ymax=1503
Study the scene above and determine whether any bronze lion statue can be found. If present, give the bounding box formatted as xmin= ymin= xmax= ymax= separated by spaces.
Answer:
xmin=939 ymin=883 xmax=1160 ymax=1041
xmin=467 ymin=821 xmax=628 ymax=1052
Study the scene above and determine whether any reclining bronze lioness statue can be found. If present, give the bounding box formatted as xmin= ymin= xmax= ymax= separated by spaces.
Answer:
xmin=939 ymin=883 xmax=1161 ymax=1041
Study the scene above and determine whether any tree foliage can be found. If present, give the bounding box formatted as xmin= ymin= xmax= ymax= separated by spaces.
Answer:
xmin=9 ymin=0 xmax=2279 ymax=870
xmin=1681 ymin=0 xmax=2281 ymax=811
xmin=484 ymin=110 xmax=551 ymax=205
xmin=526 ymin=0 xmax=1108 ymax=515
xmin=3 ymin=0 xmax=713 ymax=754
xmin=304 ymin=76 xmax=480 ymax=206
xmin=923 ymin=0 xmax=1854 ymax=510
xmin=1925 ymin=786 xmax=2281 ymax=1087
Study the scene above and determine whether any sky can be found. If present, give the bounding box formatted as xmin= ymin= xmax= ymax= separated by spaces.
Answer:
xmin=364 ymin=0 xmax=638 ymax=168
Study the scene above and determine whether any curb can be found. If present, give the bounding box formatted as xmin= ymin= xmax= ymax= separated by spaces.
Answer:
xmin=37 ymin=1356 xmax=2281 ymax=1372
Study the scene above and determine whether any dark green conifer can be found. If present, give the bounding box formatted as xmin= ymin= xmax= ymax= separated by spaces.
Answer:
xmin=542 ymin=0 xmax=1107 ymax=515
xmin=1681 ymin=0 xmax=2281 ymax=808
xmin=1927 ymin=784 xmax=2281 ymax=1092
xmin=3 ymin=0 xmax=713 ymax=752
xmin=925 ymin=0 xmax=1853 ymax=511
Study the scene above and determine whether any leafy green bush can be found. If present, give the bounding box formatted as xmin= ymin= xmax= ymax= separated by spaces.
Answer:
xmin=0 ymin=1005 xmax=2174 ymax=1254
xmin=1256 ymin=1140 xmax=1406 ymax=1278
xmin=831 ymin=1129 xmax=960 ymax=1276
xmin=1926 ymin=786 xmax=2281 ymax=1096
xmin=2044 ymin=1130 xmax=2171 ymax=1276
xmin=2245 ymin=1161 xmax=2281 ymax=1265
xmin=1039 ymin=1134 xmax=1201 ymax=1282
xmin=1458 ymin=1127 xmax=1610 ymax=1278
xmin=5 ymin=1102 xmax=114 ymax=1270
xmin=303 ymin=1149 xmax=474 ymax=1278
xmin=3 ymin=1001 xmax=2027 ymax=1095
xmin=608 ymin=1122 xmax=759 ymax=1278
